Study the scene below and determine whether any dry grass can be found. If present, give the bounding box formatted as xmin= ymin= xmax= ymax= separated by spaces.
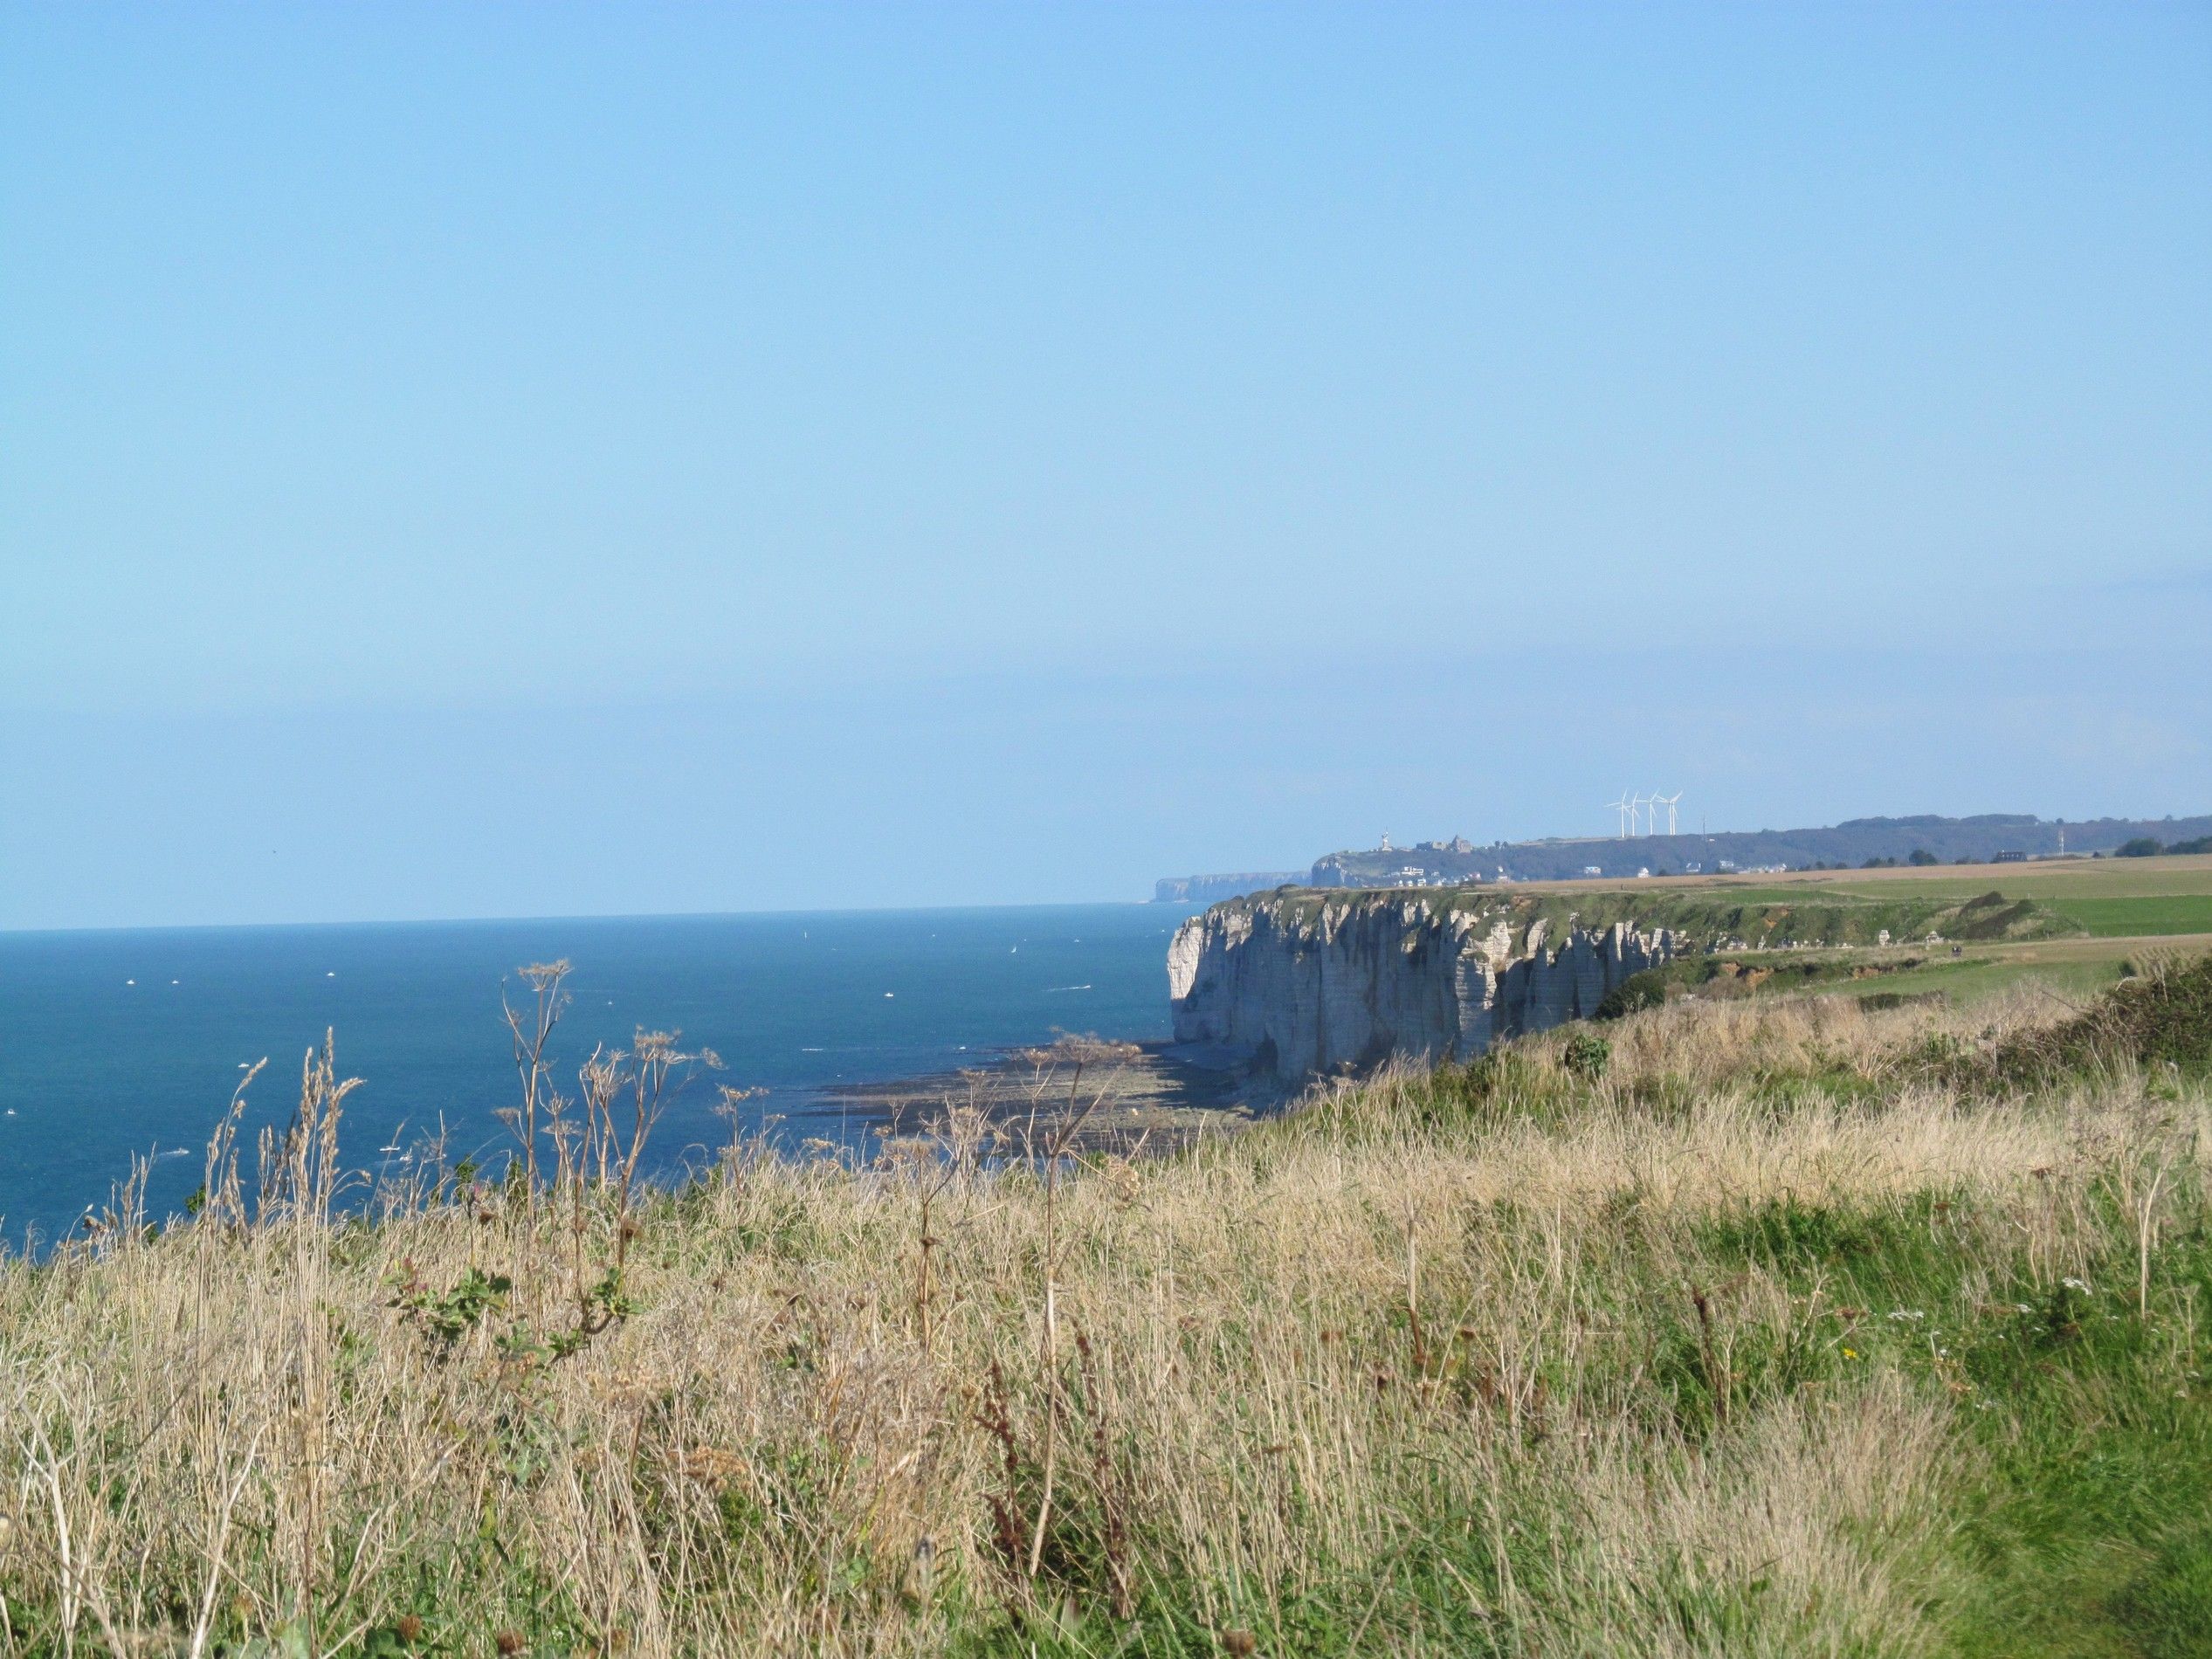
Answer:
xmin=0 ymin=990 xmax=2203 ymax=1656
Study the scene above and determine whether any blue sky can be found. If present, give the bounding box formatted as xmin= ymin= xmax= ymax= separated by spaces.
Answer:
xmin=3 ymin=3 xmax=2208 ymax=928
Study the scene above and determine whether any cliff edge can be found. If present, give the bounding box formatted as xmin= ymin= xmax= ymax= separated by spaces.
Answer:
xmin=1168 ymin=891 xmax=1674 ymax=1084
xmin=1167 ymin=885 xmax=2066 ymax=1086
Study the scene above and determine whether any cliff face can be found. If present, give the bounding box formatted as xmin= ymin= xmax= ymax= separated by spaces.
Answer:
xmin=1167 ymin=892 xmax=1676 ymax=1084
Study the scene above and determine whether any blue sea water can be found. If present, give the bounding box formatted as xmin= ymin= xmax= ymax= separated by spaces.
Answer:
xmin=0 ymin=904 xmax=1190 ymax=1249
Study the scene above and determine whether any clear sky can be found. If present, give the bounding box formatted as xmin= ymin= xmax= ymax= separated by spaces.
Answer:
xmin=3 ymin=3 xmax=2208 ymax=929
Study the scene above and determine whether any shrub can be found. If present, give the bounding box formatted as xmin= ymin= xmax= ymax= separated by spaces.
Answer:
xmin=1860 ymin=990 xmax=1946 ymax=1013
xmin=1995 ymin=952 xmax=2212 ymax=1080
xmin=1595 ymin=969 xmax=1669 ymax=1021
xmin=1909 ymin=849 xmax=1938 ymax=866
xmin=1561 ymin=1030 xmax=1611 ymax=1080
xmin=2117 ymin=837 xmax=2164 ymax=858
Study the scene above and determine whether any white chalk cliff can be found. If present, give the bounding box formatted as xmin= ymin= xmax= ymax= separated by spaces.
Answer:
xmin=1167 ymin=893 xmax=1676 ymax=1084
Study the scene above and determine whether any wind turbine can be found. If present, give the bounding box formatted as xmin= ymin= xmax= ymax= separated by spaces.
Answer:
xmin=1607 ymin=792 xmax=1632 ymax=839
xmin=1629 ymin=792 xmax=1648 ymax=837
xmin=1652 ymin=791 xmax=1682 ymax=836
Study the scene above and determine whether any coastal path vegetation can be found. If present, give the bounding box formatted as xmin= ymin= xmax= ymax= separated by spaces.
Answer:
xmin=0 ymin=955 xmax=2208 ymax=1655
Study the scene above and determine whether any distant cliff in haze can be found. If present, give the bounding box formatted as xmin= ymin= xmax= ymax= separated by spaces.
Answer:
xmin=1154 ymin=871 xmax=1306 ymax=905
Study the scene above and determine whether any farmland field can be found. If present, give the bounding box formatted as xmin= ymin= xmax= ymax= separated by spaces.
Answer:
xmin=1813 ymin=855 xmax=2212 ymax=937
xmin=1485 ymin=853 xmax=2212 ymax=1008
xmin=1498 ymin=849 xmax=2209 ymax=898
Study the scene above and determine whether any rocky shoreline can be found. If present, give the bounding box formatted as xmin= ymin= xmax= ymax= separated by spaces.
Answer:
xmin=811 ymin=1039 xmax=1264 ymax=1155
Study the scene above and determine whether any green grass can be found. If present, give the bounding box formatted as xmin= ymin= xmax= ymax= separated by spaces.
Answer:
xmin=979 ymin=1170 xmax=2212 ymax=1657
xmin=1239 ymin=883 xmax=2073 ymax=954
xmin=1712 ymin=858 xmax=2212 ymax=942
xmin=2040 ymin=894 xmax=2212 ymax=938
xmin=1599 ymin=941 xmax=2126 ymax=1017
xmin=1822 ymin=860 xmax=2212 ymax=907
xmin=1841 ymin=955 xmax=2129 ymax=1008
xmin=1692 ymin=1188 xmax=2212 ymax=1658
xmin=1812 ymin=864 xmax=2212 ymax=919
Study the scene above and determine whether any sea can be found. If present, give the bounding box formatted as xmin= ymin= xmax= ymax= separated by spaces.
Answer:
xmin=0 ymin=904 xmax=1193 ymax=1249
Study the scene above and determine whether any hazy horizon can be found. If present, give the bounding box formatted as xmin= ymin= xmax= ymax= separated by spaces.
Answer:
xmin=6 ymin=4 xmax=2207 ymax=930
xmin=9 ymin=784 xmax=2209 ymax=938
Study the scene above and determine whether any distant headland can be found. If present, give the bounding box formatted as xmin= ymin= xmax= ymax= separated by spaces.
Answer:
xmin=1155 ymin=810 xmax=2212 ymax=901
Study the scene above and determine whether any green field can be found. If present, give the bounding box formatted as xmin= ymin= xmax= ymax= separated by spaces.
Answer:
xmin=1533 ymin=855 xmax=2212 ymax=1013
xmin=1810 ymin=854 xmax=2212 ymax=916
xmin=2036 ymin=894 xmax=2212 ymax=936
xmin=1803 ymin=860 xmax=2212 ymax=939
xmin=1834 ymin=952 xmax=2134 ymax=1008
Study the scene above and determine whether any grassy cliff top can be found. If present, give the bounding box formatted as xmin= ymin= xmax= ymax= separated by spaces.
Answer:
xmin=1205 ymin=880 xmax=2073 ymax=954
